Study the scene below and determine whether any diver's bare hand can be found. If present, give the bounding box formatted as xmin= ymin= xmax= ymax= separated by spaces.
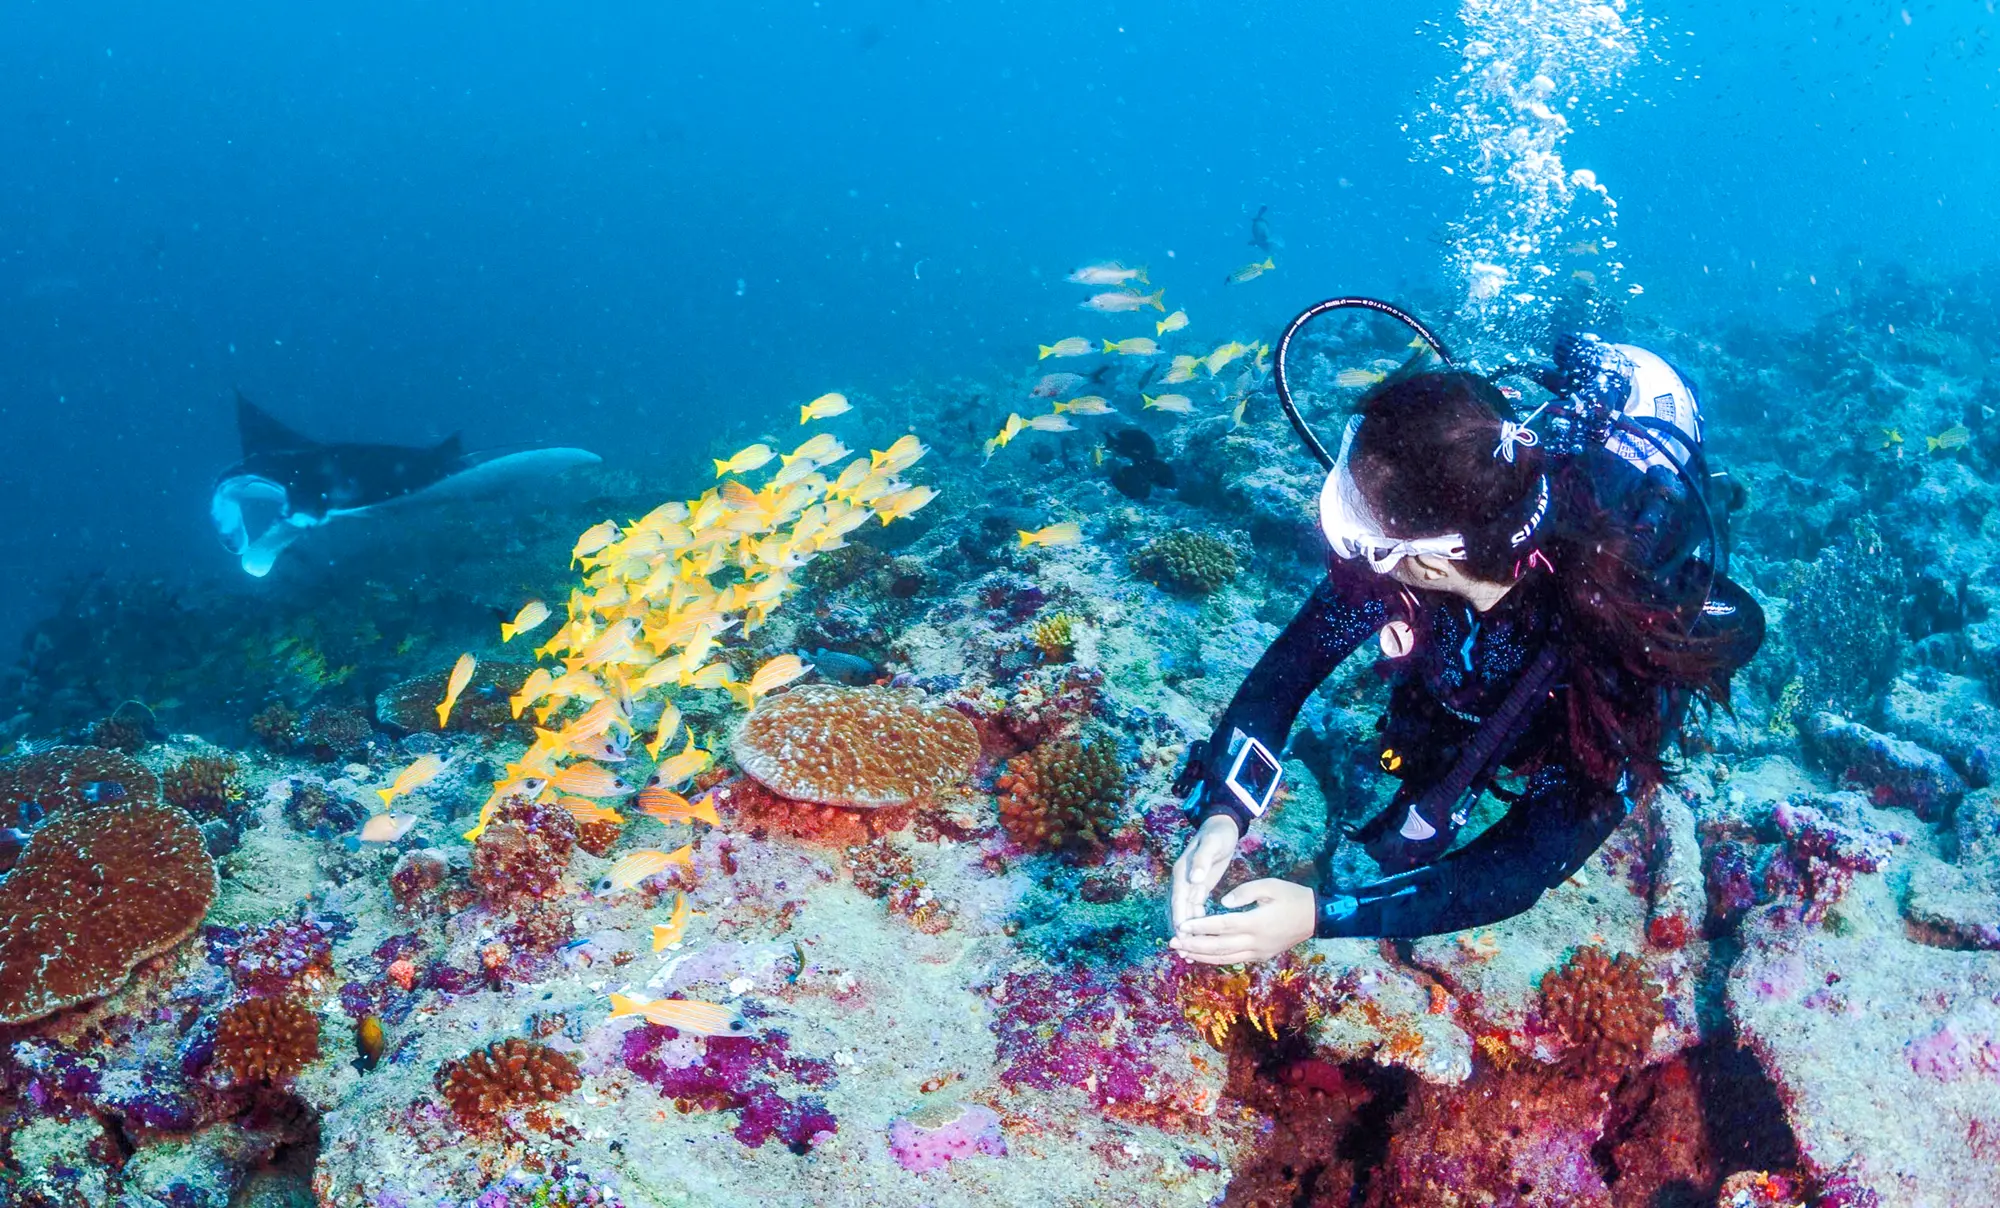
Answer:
xmin=1169 ymin=878 xmax=1314 ymax=965
xmin=1168 ymin=813 xmax=1241 ymax=930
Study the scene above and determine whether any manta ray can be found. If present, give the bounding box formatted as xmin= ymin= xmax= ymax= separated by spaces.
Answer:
xmin=211 ymin=393 xmax=601 ymax=577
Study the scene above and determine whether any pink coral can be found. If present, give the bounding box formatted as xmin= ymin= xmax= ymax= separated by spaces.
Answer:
xmin=887 ymin=1101 xmax=1006 ymax=1173
xmin=1905 ymin=1019 xmax=2000 ymax=1080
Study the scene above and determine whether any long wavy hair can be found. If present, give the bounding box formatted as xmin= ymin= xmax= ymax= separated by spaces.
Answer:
xmin=1346 ymin=370 xmax=1734 ymax=800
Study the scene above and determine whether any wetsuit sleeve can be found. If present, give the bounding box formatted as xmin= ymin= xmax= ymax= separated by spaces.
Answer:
xmin=1314 ymin=760 xmax=1628 ymax=938
xmin=1194 ymin=564 xmax=1390 ymax=833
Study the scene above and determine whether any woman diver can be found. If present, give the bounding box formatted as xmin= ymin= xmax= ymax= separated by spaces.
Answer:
xmin=1167 ymin=326 xmax=1765 ymax=964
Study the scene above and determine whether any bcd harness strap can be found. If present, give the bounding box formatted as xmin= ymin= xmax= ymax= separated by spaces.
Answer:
xmin=1398 ymin=644 xmax=1566 ymax=835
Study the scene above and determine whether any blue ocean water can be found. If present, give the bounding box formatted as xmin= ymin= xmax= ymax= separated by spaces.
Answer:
xmin=1 ymin=0 xmax=1995 ymax=645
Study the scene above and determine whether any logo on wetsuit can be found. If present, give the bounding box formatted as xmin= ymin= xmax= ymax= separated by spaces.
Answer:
xmin=1508 ymin=476 xmax=1550 ymax=549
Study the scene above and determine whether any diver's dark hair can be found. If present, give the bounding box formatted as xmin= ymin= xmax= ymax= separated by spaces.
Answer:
xmin=1349 ymin=370 xmax=1733 ymax=801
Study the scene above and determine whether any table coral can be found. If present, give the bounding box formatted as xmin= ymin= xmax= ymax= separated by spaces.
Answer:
xmin=0 ymin=795 xmax=217 ymax=1024
xmin=0 ymin=744 xmax=161 ymax=826
xmin=731 ymin=684 xmax=978 ymax=809
xmin=213 ymin=996 xmax=322 ymax=1084
xmin=1536 ymin=945 xmax=1665 ymax=1076
xmin=996 ymin=737 xmax=1127 ymax=858
xmin=440 ymin=1038 xmax=583 ymax=1126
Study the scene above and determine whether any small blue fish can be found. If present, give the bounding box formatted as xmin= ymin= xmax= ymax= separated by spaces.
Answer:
xmin=17 ymin=799 xmax=45 ymax=826
xmin=81 ymin=781 xmax=127 ymax=804
xmin=801 ymin=647 xmax=876 ymax=686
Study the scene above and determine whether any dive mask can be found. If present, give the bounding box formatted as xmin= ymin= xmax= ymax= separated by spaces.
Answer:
xmin=1317 ymin=416 xmax=1467 ymax=574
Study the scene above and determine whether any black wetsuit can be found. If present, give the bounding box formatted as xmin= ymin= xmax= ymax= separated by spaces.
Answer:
xmin=1192 ymin=450 xmax=1764 ymax=939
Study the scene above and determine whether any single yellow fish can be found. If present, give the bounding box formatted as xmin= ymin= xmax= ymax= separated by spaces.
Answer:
xmin=799 ymin=392 xmax=851 ymax=424
xmin=559 ymin=797 xmax=625 ymax=826
xmin=871 ymin=434 xmax=928 ymax=475
xmin=1336 ymin=367 xmax=1388 ymax=389
xmin=874 ymin=484 xmax=938 ymax=523
xmin=607 ymin=991 xmax=746 ymax=1036
xmin=510 ymin=667 xmax=556 ymax=718
xmin=726 ymin=653 xmax=808 ymax=707
xmin=634 ymin=786 xmax=721 ymax=827
xmin=548 ymin=761 xmax=633 ymax=798
xmin=1038 ymin=337 xmax=1093 ymax=359
xmin=1018 ymin=521 xmax=1084 ymax=549
xmin=376 ymin=754 xmax=447 ymax=808
xmin=1092 ymin=443 xmax=1106 ymax=466
xmin=1082 ymin=288 xmax=1166 ymax=313
xmin=1203 ymin=342 xmax=1249 ymax=376
xmin=1156 ymin=309 xmax=1189 ymax=337
xmin=1880 ymin=427 xmax=1903 ymax=449
xmin=1232 ymin=398 xmax=1249 ymax=429
xmin=593 ymin=846 xmax=693 ymax=895
xmin=649 ymin=729 xmax=714 ymax=788
xmin=784 ymin=432 xmax=846 ymax=467
xmin=1928 ymin=425 xmax=1971 ymax=452
xmin=644 ymin=701 xmax=683 ymax=761
xmin=1227 ymin=257 xmax=1275 ymax=284
xmin=436 ymin=653 xmax=476 ymax=729
xmin=1025 ymin=413 xmax=1076 ymax=433
xmin=501 ymin=600 xmax=551 ymax=643
xmin=1066 ymin=262 xmax=1147 ymax=286
xmin=1143 ymin=393 xmax=1194 ymax=414
xmin=713 ymin=443 xmax=776 ymax=477
xmin=1103 ymin=337 xmax=1159 ymax=356
xmin=652 ymin=893 xmax=690 ymax=950
xmin=1052 ymin=396 xmax=1114 ymax=416
xmin=572 ymin=520 xmax=621 ymax=565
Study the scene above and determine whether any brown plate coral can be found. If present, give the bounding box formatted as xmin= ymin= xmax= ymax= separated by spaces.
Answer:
xmin=731 ymin=685 xmax=978 ymax=809
xmin=0 ymin=794 xmax=218 ymax=1025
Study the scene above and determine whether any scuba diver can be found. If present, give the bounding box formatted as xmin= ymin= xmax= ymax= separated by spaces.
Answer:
xmin=1167 ymin=304 xmax=1764 ymax=963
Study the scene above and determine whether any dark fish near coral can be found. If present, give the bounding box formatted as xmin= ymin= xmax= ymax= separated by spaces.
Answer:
xmin=81 ymin=780 xmax=126 ymax=803
xmin=1249 ymin=203 xmax=1281 ymax=254
xmin=1104 ymin=428 xmax=1176 ymax=500
xmin=210 ymin=393 xmax=602 ymax=577
xmin=802 ymin=648 xmax=876 ymax=686
xmin=355 ymin=1015 xmax=385 ymax=1072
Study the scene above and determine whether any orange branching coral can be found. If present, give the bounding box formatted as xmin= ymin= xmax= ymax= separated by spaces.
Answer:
xmin=214 ymin=996 xmax=322 ymax=1083
xmin=162 ymin=754 xmax=241 ymax=818
xmin=471 ymin=799 xmax=578 ymax=907
xmin=1175 ymin=954 xmax=1333 ymax=1050
xmin=439 ymin=1038 xmax=583 ymax=1125
xmin=0 ymin=797 xmax=217 ymax=1024
xmin=996 ymin=738 xmax=1125 ymax=857
xmin=1537 ymin=944 xmax=1665 ymax=1075
xmin=0 ymin=746 xmax=161 ymax=827
xmin=732 ymin=685 xmax=979 ymax=809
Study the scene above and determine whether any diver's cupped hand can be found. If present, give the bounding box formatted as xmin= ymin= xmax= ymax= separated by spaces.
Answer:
xmin=1168 ymin=813 xmax=1241 ymax=931
xmin=1169 ymin=878 xmax=1315 ymax=965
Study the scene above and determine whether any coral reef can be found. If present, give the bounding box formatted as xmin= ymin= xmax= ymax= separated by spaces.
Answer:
xmin=622 ymin=1024 xmax=839 ymax=1152
xmin=0 ymin=745 xmax=159 ymax=826
xmin=248 ymin=701 xmax=300 ymax=750
xmin=1130 ymin=530 xmax=1241 ymax=596
xmin=731 ymin=684 xmax=979 ymax=808
xmin=470 ymin=798 xmax=579 ymax=907
xmin=1800 ymin=712 xmax=1966 ymax=820
xmin=0 ymin=794 xmax=216 ymax=1024
xmin=471 ymin=1166 xmax=625 ymax=1208
xmin=1536 ymin=945 xmax=1665 ymax=1075
xmin=1761 ymin=797 xmax=1895 ymax=926
xmin=162 ymin=753 xmax=242 ymax=818
xmin=1029 ymin=611 xmax=1079 ymax=663
xmin=86 ymin=707 xmax=150 ymax=752
xmin=295 ymin=703 xmax=376 ymax=762
xmin=440 ymin=1038 xmax=583 ymax=1126
xmin=1782 ymin=517 xmax=1906 ymax=715
xmin=213 ymin=996 xmax=322 ymax=1084
xmin=996 ymin=737 xmax=1127 ymax=857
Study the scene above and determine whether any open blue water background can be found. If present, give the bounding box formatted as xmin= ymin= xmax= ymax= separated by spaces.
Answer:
xmin=2 ymin=0 xmax=1996 ymax=649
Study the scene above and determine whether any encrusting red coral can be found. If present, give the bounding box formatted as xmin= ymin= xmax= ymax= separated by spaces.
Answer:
xmin=1537 ymin=945 xmax=1665 ymax=1075
xmin=214 ymin=996 xmax=322 ymax=1083
xmin=439 ymin=1037 xmax=583 ymax=1125
xmin=0 ymin=746 xmax=161 ymax=826
xmin=0 ymin=793 xmax=217 ymax=1025
xmin=731 ymin=685 xmax=978 ymax=809
xmin=471 ymin=798 xmax=578 ymax=907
